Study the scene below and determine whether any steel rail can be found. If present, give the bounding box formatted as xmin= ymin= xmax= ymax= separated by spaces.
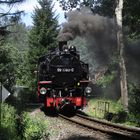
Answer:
xmin=59 ymin=113 xmax=140 ymax=140
xmin=76 ymin=112 xmax=140 ymax=133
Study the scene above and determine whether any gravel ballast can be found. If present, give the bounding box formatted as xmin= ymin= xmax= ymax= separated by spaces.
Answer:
xmin=29 ymin=108 xmax=121 ymax=140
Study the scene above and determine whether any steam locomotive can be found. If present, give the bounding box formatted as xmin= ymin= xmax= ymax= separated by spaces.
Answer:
xmin=37 ymin=41 xmax=92 ymax=111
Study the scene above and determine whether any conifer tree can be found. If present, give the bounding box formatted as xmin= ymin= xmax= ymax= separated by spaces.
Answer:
xmin=27 ymin=0 xmax=59 ymax=90
xmin=29 ymin=0 xmax=58 ymax=49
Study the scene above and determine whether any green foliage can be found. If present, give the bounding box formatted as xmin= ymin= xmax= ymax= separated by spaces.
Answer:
xmin=126 ymin=113 xmax=140 ymax=127
xmin=15 ymin=51 xmax=30 ymax=86
xmin=128 ymin=83 xmax=140 ymax=115
xmin=95 ymin=0 xmax=115 ymax=17
xmin=22 ymin=112 xmax=49 ymax=140
xmin=0 ymin=103 xmax=50 ymax=139
xmin=0 ymin=103 xmax=19 ymax=140
xmin=94 ymin=0 xmax=140 ymax=39
xmin=0 ymin=23 xmax=29 ymax=90
xmin=57 ymin=0 xmax=92 ymax=11
xmin=87 ymin=99 xmax=140 ymax=126
xmin=27 ymin=0 xmax=59 ymax=90
xmin=109 ymin=100 xmax=124 ymax=113
xmin=0 ymin=44 xmax=19 ymax=91
xmin=96 ymin=71 xmax=116 ymax=88
xmin=7 ymin=23 xmax=29 ymax=86
xmin=57 ymin=0 xmax=115 ymax=16
xmin=7 ymin=23 xmax=29 ymax=52
xmin=27 ymin=47 xmax=49 ymax=92
xmin=123 ymin=0 xmax=140 ymax=39
xmin=30 ymin=0 xmax=58 ymax=49
xmin=86 ymin=99 xmax=124 ymax=118
xmin=0 ymin=0 xmax=25 ymax=43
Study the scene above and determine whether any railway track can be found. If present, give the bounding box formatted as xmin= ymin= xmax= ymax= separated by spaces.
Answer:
xmin=59 ymin=112 xmax=140 ymax=140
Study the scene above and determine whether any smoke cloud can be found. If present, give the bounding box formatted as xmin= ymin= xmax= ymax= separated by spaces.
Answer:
xmin=125 ymin=40 xmax=140 ymax=84
xmin=58 ymin=8 xmax=117 ymax=67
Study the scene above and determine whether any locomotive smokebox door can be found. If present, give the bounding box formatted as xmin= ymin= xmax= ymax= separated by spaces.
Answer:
xmin=59 ymin=41 xmax=67 ymax=51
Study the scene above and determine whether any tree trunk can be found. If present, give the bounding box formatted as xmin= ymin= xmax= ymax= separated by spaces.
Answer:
xmin=115 ymin=0 xmax=128 ymax=112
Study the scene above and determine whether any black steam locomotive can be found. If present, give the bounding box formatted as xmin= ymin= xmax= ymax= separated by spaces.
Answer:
xmin=37 ymin=41 xmax=92 ymax=110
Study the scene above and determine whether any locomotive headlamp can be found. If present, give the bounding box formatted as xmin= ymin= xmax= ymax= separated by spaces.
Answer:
xmin=40 ymin=87 xmax=46 ymax=95
xmin=77 ymin=82 xmax=80 ymax=86
xmin=85 ymin=87 xmax=92 ymax=94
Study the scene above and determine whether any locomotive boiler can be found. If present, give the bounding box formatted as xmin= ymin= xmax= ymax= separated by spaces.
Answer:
xmin=37 ymin=41 xmax=92 ymax=111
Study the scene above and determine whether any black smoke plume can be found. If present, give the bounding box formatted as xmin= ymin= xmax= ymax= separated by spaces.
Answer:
xmin=58 ymin=8 xmax=117 ymax=68
xmin=125 ymin=40 xmax=140 ymax=84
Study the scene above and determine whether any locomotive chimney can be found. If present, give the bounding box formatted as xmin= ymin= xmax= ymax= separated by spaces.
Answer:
xmin=59 ymin=41 xmax=67 ymax=51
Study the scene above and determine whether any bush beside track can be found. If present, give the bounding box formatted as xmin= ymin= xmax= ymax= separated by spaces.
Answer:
xmin=1 ymin=103 xmax=49 ymax=140
xmin=85 ymin=99 xmax=140 ymax=127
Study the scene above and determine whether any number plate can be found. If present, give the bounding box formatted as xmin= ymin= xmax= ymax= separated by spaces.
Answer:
xmin=57 ymin=68 xmax=74 ymax=72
